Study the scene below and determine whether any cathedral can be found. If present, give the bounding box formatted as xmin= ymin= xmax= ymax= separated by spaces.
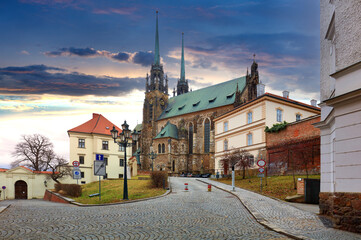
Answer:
xmin=139 ymin=12 xmax=260 ymax=174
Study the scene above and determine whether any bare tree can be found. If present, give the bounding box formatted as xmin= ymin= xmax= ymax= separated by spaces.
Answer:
xmin=220 ymin=148 xmax=252 ymax=179
xmin=12 ymin=134 xmax=70 ymax=182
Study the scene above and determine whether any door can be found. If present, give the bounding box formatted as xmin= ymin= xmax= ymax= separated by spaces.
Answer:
xmin=15 ymin=180 xmax=28 ymax=199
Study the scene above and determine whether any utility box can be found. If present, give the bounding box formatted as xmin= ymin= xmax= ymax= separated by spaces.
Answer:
xmin=304 ymin=178 xmax=320 ymax=204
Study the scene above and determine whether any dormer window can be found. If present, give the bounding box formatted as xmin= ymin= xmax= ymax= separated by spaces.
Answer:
xmin=209 ymin=97 xmax=216 ymax=103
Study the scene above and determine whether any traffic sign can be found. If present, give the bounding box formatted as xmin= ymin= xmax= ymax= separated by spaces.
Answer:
xmin=257 ymin=159 xmax=266 ymax=168
xmin=258 ymin=167 xmax=265 ymax=173
xmin=73 ymin=169 xmax=81 ymax=179
xmin=72 ymin=161 xmax=80 ymax=167
xmin=94 ymin=161 xmax=106 ymax=176
xmin=96 ymin=154 xmax=104 ymax=161
xmin=2 ymin=186 xmax=5 ymax=190
xmin=258 ymin=173 xmax=265 ymax=178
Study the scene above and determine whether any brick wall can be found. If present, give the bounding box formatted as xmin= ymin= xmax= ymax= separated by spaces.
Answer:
xmin=266 ymin=116 xmax=321 ymax=175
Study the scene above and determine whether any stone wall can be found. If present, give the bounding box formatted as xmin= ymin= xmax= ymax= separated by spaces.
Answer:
xmin=319 ymin=192 xmax=361 ymax=233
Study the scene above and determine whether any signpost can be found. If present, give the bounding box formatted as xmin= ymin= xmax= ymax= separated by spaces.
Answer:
xmin=257 ymin=159 xmax=266 ymax=193
xmin=2 ymin=186 xmax=6 ymax=200
xmin=94 ymin=154 xmax=105 ymax=201
xmin=72 ymin=161 xmax=81 ymax=184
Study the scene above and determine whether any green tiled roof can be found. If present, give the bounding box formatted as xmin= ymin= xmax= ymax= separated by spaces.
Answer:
xmin=134 ymin=124 xmax=142 ymax=133
xmin=158 ymin=76 xmax=246 ymax=120
xmin=154 ymin=121 xmax=178 ymax=139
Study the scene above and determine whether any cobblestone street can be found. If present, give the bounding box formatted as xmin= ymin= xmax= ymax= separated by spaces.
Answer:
xmin=0 ymin=178 xmax=288 ymax=240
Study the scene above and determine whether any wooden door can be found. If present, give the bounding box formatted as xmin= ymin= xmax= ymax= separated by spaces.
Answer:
xmin=15 ymin=180 xmax=27 ymax=199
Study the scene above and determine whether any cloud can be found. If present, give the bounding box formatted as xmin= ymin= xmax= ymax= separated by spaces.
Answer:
xmin=20 ymin=50 xmax=30 ymax=55
xmin=0 ymin=64 xmax=144 ymax=96
xmin=92 ymin=7 xmax=136 ymax=15
xmin=45 ymin=47 xmax=154 ymax=67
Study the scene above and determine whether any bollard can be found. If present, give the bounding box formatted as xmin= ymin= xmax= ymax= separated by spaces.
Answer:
xmin=208 ymin=184 xmax=212 ymax=192
xmin=185 ymin=183 xmax=188 ymax=191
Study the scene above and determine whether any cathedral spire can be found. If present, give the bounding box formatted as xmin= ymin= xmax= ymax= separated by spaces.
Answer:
xmin=180 ymin=32 xmax=185 ymax=82
xmin=154 ymin=11 xmax=160 ymax=65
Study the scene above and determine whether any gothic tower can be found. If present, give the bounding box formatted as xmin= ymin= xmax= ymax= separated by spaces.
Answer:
xmin=141 ymin=11 xmax=169 ymax=169
xmin=176 ymin=33 xmax=189 ymax=95
xmin=246 ymin=54 xmax=259 ymax=101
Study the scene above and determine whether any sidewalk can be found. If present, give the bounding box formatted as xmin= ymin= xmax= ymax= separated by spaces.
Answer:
xmin=198 ymin=179 xmax=361 ymax=240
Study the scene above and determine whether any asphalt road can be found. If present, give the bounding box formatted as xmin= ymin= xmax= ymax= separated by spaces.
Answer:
xmin=0 ymin=177 xmax=288 ymax=239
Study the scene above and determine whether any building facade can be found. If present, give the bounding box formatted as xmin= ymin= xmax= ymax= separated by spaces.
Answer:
xmin=139 ymin=12 xmax=260 ymax=174
xmin=68 ymin=113 xmax=136 ymax=184
xmin=315 ymin=0 xmax=361 ymax=233
xmin=214 ymin=93 xmax=320 ymax=174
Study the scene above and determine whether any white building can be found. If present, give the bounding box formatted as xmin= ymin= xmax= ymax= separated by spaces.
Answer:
xmin=214 ymin=91 xmax=320 ymax=174
xmin=315 ymin=0 xmax=361 ymax=233
xmin=67 ymin=113 xmax=137 ymax=184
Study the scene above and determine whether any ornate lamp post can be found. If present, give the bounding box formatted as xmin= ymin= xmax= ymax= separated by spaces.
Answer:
xmin=111 ymin=121 xmax=139 ymax=200
xmin=149 ymin=146 xmax=157 ymax=172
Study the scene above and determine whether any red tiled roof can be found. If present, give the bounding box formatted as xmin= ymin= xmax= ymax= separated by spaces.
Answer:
xmin=19 ymin=166 xmax=56 ymax=174
xmin=264 ymin=93 xmax=321 ymax=110
xmin=68 ymin=113 xmax=122 ymax=136
xmin=0 ymin=168 xmax=8 ymax=172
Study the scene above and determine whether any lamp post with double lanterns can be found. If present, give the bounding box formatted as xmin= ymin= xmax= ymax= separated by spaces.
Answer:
xmin=110 ymin=120 xmax=139 ymax=200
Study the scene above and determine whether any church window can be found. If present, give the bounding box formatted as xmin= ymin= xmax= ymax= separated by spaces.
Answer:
xmin=276 ymin=109 xmax=283 ymax=122
xmin=296 ymin=114 xmax=301 ymax=121
xmin=189 ymin=124 xmax=193 ymax=154
xmin=224 ymin=139 xmax=228 ymax=151
xmin=204 ymin=119 xmax=210 ymax=153
xmin=162 ymin=143 xmax=165 ymax=153
xmin=247 ymin=133 xmax=253 ymax=146
xmin=247 ymin=112 xmax=253 ymax=124
xmin=149 ymin=104 xmax=153 ymax=120
xmin=224 ymin=122 xmax=228 ymax=132
xmin=158 ymin=144 xmax=161 ymax=153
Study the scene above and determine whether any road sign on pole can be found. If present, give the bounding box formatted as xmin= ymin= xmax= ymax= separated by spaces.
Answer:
xmin=72 ymin=161 xmax=80 ymax=167
xmin=94 ymin=161 xmax=106 ymax=176
xmin=73 ymin=169 xmax=81 ymax=179
xmin=258 ymin=167 xmax=265 ymax=173
xmin=257 ymin=159 xmax=266 ymax=168
xmin=96 ymin=154 xmax=104 ymax=161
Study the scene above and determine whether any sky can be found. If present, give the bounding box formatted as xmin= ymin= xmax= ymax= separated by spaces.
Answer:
xmin=0 ymin=0 xmax=320 ymax=168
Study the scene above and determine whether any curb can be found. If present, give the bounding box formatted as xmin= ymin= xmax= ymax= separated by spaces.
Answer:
xmin=0 ymin=204 xmax=11 ymax=214
xmin=197 ymin=179 xmax=310 ymax=240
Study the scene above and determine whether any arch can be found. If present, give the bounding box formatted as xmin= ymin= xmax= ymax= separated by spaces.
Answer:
xmin=158 ymin=144 xmax=161 ymax=153
xmin=204 ymin=118 xmax=210 ymax=153
xmin=162 ymin=143 xmax=165 ymax=153
xmin=15 ymin=180 xmax=28 ymax=199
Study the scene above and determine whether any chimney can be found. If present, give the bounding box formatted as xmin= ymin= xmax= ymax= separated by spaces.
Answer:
xmin=93 ymin=113 xmax=100 ymax=119
xmin=282 ymin=90 xmax=289 ymax=98
xmin=257 ymin=82 xmax=265 ymax=97
xmin=311 ymin=99 xmax=317 ymax=107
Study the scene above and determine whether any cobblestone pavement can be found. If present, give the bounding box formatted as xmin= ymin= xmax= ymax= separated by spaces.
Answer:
xmin=0 ymin=178 xmax=289 ymax=240
xmin=199 ymin=178 xmax=361 ymax=240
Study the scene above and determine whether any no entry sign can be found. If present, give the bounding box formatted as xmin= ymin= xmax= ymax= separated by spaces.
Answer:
xmin=257 ymin=159 xmax=266 ymax=168
xmin=72 ymin=161 xmax=80 ymax=167
xmin=258 ymin=167 xmax=265 ymax=173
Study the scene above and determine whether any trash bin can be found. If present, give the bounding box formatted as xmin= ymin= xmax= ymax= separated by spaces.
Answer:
xmin=304 ymin=178 xmax=320 ymax=204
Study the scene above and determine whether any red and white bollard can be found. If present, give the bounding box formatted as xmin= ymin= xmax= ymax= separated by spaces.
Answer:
xmin=208 ymin=184 xmax=212 ymax=192
xmin=185 ymin=183 xmax=188 ymax=191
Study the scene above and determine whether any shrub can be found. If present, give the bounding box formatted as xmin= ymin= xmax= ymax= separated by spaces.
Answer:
xmin=55 ymin=184 xmax=82 ymax=197
xmin=150 ymin=171 xmax=168 ymax=188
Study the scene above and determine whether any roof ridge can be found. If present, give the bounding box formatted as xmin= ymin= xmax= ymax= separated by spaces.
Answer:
xmin=91 ymin=114 xmax=101 ymax=133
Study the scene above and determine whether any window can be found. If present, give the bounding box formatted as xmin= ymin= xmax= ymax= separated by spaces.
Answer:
xmin=120 ymin=159 xmax=124 ymax=167
xmin=158 ymin=144 xmax=161 ymax=153
xmin=224 ymin=139 xmax=228 ymax=151
xmin=276 ymin=109 xmax=283 ymax=122
xmin=78 ymin=139 xmax=85 ymax=148
xmin=79 ymin=156 xmax=84 ymax=164
xmin=149 ymin=104 xmax=153 ymax=120
xmin=103 ymin=174 xmax=107 ymax=179
xmin=247 ymin=112 xmax=253 ymax=124
xmin=296 ymin=114 xmax=301 ymax=121
xmin=204 ymin=119 xmax=210 ymax=153
xmin=189 ymin=124 xmax=193 ymax=154
xmin=119 ymin=145 xmax=125 ymax=152
xmin=102 ymin=141 xmax=109 ymax=150
xmin=224 ymin=122 xmax=228 ymax=132
xmin=81 ymin=172 xmax=84 ymax=178
xmin=162 ymin=143 xmax=165 ymax=153
xmin=81 ymin=181 xmax=86 ymax=184
xmin=247 ymin=133 xmax=253 ymax=146
xmin=104 ymin=157 xmax=108 ymax=166
xmin=249 ymin=155 xmax=254 ymax=166
xmin=119 ymin=174 xmax=123 ymax=178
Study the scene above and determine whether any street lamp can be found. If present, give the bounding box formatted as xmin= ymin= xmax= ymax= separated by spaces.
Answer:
xmin=149 ymin=146 xmax=157 ymax=172
xmin=111 ymin=121 xmax=139 ymax=200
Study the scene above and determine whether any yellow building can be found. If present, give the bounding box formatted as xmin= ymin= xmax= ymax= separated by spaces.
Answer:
xmin=0 ymin=166 xmax=56 ymax=200
xmin=68 ymin=113 xmax=137 ymax=184
xmin=214 ymin=92 xmax=320 ymax=173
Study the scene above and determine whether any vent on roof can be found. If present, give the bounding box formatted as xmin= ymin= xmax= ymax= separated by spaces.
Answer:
xmin=193 ymin=101 xmax=200 ymax=107
xmin=178 ymin=105 xmax=185 ymax=110
xmin=106 ymin=127 xmax=109 ymax=130
xmin=165 ymin=108 xmax=172 ymax=113
xmin=226 ymin=93 xmax=234 ymax=99
xmin=161 ymin=132 xmax=165 ymax=136
xmin=209 ymin=97 xmax=217 ymax=103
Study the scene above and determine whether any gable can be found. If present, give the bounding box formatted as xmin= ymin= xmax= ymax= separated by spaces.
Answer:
xmin=158 ymin=76 xmax=246 ymax=120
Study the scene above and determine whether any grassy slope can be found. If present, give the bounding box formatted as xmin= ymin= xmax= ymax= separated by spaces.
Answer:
xmin=215 ymin=175 xmax=320 ymax=201
xmin=74 ymin=177 xmax=166 ymax=204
